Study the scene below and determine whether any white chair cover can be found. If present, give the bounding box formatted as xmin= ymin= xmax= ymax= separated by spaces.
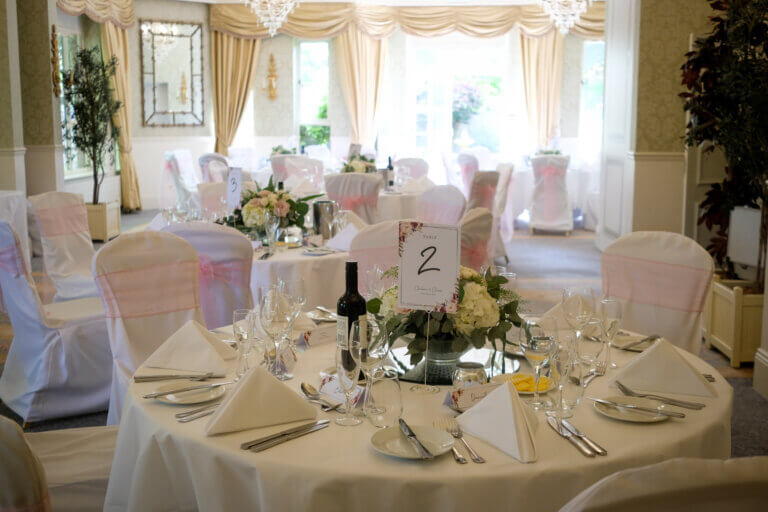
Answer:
xmin=285 ymin=156 xmax=324 ymax=190
xmin=93 ymin=231 xmax=205 ymax=424
xmin=325 ymin=173 xmax=383 ymax=225
xmin=602 ymin=231 xmax=714 ymax=354
xmin=530 ymin=155 xmax=573 ymax=232
xmin=25 ymin=425 xmax=118 ymax=512
xmin=0 ymin=416 xmax=51 ymax=512
xmin=198 ymin=153 xmax=229 ymax=183
xmin=496 ymin=163 xmax=516 ymax=242
xmin=457 ymin=153 xmax=479 ymax=197
xmin=460 ymin=208 xmax=493 ymax=272
xmin=350 ymin=220 xmax=399 ymax=293
xmin=0 ymin=222 xmax=110 ymax=422
xmin=467 ymin=171 xmax=499 ymax=212
xmin=418 ymin=185 xmax=466 ymax=225
xmin=27 ymin=192 xmax=98 ymax=303
xmin=163 ymin=150 xmax=202 ymax=212
xmin=559 ymin=457 xmax=768 ymax=512
xmin=197 ymin=182 xmax=227 ymax=220
xmin=395 ymin=158 xmax=429 ymax=180
xmin=270 ymin=155 xmax=296 ymax=183
xmin=163 ymin=222 xmax=254 ymax=330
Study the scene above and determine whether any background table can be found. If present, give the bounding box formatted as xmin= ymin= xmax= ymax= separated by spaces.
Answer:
xmin=106 ymin=341 xmax=732 ymax=511
xmin=377 ymin=191 xmax=421 ymax=222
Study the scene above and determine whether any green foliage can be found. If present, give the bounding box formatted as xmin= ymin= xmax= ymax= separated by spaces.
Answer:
xmin=300 ymin=124 xmax=330 ymax=147
xmin=61 ymin=46 xmax=121 ymax=205
xmin=452 ymin=81 xmax=483 ymax=128
xmin=271 ymin=145 xmax=296 ymax=155
xmin=317 ymin=97 xmax=328 ymax=120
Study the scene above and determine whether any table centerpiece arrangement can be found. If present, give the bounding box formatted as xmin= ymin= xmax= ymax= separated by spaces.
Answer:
xmin=342 ymin=155 xmax=377 ymax=173
xmin=367 ymin=266 xmax=522 ymax=384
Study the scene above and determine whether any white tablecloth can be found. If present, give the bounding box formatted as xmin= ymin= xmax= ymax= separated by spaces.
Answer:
xmin=0 ymin=190 xmax=30 ymax=266
xmin=105 ymin=342 xmax=732 ymax=511
xmin=377 ymin=191 xmax=421 ymax=222
xmin=250 ymin=248 xmax=347 ymax=309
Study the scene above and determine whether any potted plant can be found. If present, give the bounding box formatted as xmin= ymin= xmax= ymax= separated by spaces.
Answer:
xmin=680 ymin=0 xmax=768 ymax=366
xmin=62 ymin=46 xmax=122 ymax=241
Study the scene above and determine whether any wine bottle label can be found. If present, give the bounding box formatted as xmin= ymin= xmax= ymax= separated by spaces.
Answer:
xmin=336 ymin=315 xmax=349 ymax=349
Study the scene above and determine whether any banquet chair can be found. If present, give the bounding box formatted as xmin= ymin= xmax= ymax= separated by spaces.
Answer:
xmin=27 ymin=192 xmax=99 ymax=303
xmin=467 ymin=171 xmax=499 ymax=211
xmin=163 ymin=222 xmax=254 ymax=330
xmin=93 ymin=231 xmax=205 ymax=424
xmin=395 ymin=158 xmax=429 ymax=180
xmin=530 ymin=154 xmax=573 ymax=234
xmin=602 ymin=231 xmax=714 ymax=354
xmin=325 ymin=173 xmax=383 ymax=225
xmin=459 ymin=208 xmax=493 ymax=272
xmin=285 ymin=155 xmax=324 ymax=190
xmin=0 ymin=222 xmax=110 ymax=422
xmin=559 ymin=457 xmax=768 ymax=512
xmin=198 ymin=152 xmax=229 ymax=183
xmin=417 ymin=185 xmax=466 ymax=225
xmin=0 ymin=415 xmax=51 ymax=511
xmin=164 ymin=149 xmax=202 ymax=212
xmin=496 ymin=163 xmax=516 ymax=243
xmin=457 ymin=153 xmax=480 ymax=197
xmin=270 ymin=154 xmax=297 ymax=183
xmin=342 ymin=210 xmax=369 ymax=230
xmin=197 ymin=182 xmax=227 ymax=221
xmin=350 ymin=220 xmax=399 ymax=294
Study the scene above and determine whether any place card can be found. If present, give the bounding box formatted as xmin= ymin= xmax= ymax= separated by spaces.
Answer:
xmin=445 ymin=382 xmax=502 ymax=412
xmin=397 ymin=221 xmax=460 ymax=313
xmin=226 ymin=167 xmax=243 ymax=209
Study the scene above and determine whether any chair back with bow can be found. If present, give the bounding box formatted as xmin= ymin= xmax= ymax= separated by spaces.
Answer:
xmin=460 ymin=208 xmax=493 ymax=272
xmin=602 ymin=231 xmax=714 ymax=354
xmin=350 ymin=220 xmax=399 ymax=294
xmin=93 ymin=231 xmax=204 ymax=424
xmin=467 ymin=171 xmax=499 ymax=212
xmin=395 ymin=158 xmax=429 ymax=180
xmin=198 ymin=153 xmax=229 ymax=183
xmin=0 ymin=416 xmax=51 ymax=512
xmin=325 ymin=173 xmax=383 ymax=225
xmin=418 ymin=185 xmax=466 ymax=225
xmin=457 ymin=153 xmax=479 ymax=197
xmin=285 ymin=156 xmax=324 ymax=190
xmin=530 ymin=154 xmax=573 ymax=232
xmin=163 ymin=222 xmax=253 ymax=330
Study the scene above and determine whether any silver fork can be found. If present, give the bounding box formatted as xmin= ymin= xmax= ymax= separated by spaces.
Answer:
xmin=616 ymin=380 xmax=705 ymax=410
xmin=444 ymin=418 xmax=485 ymax=463
xmin=583 ymin=362 xmax=606 ymax=387
xmin=433 ymin=419 xmax=467 ymax=464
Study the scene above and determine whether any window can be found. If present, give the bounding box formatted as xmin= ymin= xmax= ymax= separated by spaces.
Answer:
xmin=297 ymin=41 xmax=330 ymax=149
xmin=577 ymin=40 xmax=605 ymax=164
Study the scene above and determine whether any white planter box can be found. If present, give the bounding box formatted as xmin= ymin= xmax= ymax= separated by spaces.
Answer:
xmin=86 ymin=202 xmax=121 ymax=242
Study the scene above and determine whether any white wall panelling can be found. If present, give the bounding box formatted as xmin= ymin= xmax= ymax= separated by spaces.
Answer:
xmin=24 ymin=145 xmax=66 ymax=196
xmin=63 ymin=173 xmax=121 ymax=204
xmin=0 ymin=147 xmax=26 ymax=192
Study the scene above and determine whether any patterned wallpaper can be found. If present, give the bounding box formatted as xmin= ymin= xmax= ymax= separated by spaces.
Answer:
xmin=0 ymin=0 xmax=12 ymax=148
xmin=635 ymin=0 xmax=714 ymax=152
xmin=253 ymin=34 xmax=294 ymax=137
xmin=560 ymin=34 xmax=583 ymax=139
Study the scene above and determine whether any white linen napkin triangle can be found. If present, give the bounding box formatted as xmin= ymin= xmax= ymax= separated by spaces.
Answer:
xmin=142 ymin=320 xmax=236 ymax=375
xmin=325 ymin=224 xmax=359 ymax=252
xmin=608 ymin=339 xmax=716 ymax=397
xmin=205 ymin=366 xmax=317 ymax=436
xmin=457 ymin=382 xmax=538 ymax=462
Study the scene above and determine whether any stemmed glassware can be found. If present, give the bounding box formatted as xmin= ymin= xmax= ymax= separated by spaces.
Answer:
xmin=519 ymin=319 xmax=556 ymax=410
xmin=264 ymin=210 xmax=280 ymax=254
xmin=562 ymin=287 xmax=596 ymax=337
xmin=233 ymin=309 xmax=253 ymax=381
xmin=336 ymin=320 xmax=363 ymax=426
xmin=364 ymin=369 xmax=402 ymax=428
xmin=259 ymin=286 xmax=292 ymax=380
xmin=597 ymin=298 xmax=622 ymax=369
xmin=546 ymin=347 xmax=573 ymax=419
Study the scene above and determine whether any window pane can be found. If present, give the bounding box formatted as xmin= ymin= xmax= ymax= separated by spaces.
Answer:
xmin=299 ymin=41 xmax=329 ymax=124
xmin=300 ymin=124 xmax=330 ymax=147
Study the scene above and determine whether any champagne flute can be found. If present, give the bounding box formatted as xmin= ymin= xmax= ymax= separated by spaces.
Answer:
xmin=233 ymin=309 xmax=253 ymax=381
xmin=520 ymin=319 xmax=556 ymax=410
xmin=597 ymin=298 xmax=622 ymax=369
xmin=336 ymin=320 xmax=362 ymax=426
xmin=562 ymin=287 xmax=596 ymax=356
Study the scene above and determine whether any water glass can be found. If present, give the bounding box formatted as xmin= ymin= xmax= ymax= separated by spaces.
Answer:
xmin=520 ymin=319 xmax=556 ymax=410
xmin=452 ymin=362 xmax=488 ymax=390
xmin=233 ymin=309 xmax=253 ymax=380
xmin=577 ymin=318 xmax=604 ymax=369
xmin=259 ymin=286 xmax=293 ymax=380
xmin=598 ymin=298 xmax=623 ymax=369
xmin=364 ymin=369 xmax=402 ymax=428
xmin=336 ymin=320 xmax=362 ymax=426
xmin=562 ymin=287 xmax=596 ymax=333
xmin=547 ymin=348 xmax=574 ymax=418
xmin=264 ymin=211 xmax=280 ymax=254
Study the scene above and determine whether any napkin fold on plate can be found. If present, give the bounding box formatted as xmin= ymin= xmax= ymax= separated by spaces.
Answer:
xmin=205 ymin=366 xmax=317 ymax=436
xmin=457 ymin=382 xmax=538 ymax=463
xmin=608 ymin=339 xmax=716 ymax=397
xmin=140 ymin=320 xmax=236 ymax=376
xmin=400 ymin=176 xmax=436 ymax=194
xmin=325 ymin=224 xmax=359 ymax=252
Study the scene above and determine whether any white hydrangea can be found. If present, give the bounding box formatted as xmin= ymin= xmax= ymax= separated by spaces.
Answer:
xmin=350 ymin=160 xmax=369 ymax=173
xmin=460 ymin=266 xmax=481 ymax=281
xmin=379 ymin=286 xmax=399 ymax=318
xmin=242 ymin=202 xmax=266 ymax=228
xmin=454 ymin=281 xmax=499 ymax=336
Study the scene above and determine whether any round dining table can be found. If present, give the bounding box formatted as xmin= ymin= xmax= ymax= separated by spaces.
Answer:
xmin=105 ymin=339 xmax=732 ymax=511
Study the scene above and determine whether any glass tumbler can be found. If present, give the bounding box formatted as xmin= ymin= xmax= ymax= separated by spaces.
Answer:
xmin=452 ymin=362 xmax=488 ymax=391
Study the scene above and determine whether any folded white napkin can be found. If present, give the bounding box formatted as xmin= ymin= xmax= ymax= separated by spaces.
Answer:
xmin=141 ymin=320 xmax=236 ymax=375
xmin=608 ymin=339 xmax=715 ymax=397
xmin=341 ymin=210 xmax=368 ymax=230
xmin=400 ymin=176 xmax=436 ymax=194
xmin=205 ymin=366 xmax=317 ymax=436
xmin=325 ymin=224 xmax=359 ymax=252
xmin=457 ymin=382 xmax=538 ymax=463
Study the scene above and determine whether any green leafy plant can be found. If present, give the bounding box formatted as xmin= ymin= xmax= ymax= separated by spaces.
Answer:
xmin=271 ymin=145 xmax=296 ymax=155
xmin=62 ymin=46 xmax=120 ymax=205
xmin=680 ymin=0 xmax=768 ymax=286
xmin=300 ymin=125 xmax=330 ymax=147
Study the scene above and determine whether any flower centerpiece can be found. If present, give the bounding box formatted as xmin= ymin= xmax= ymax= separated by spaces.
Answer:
xmin=342 ymin=155 xmax=377 ymax=173
xmin=271 ymin=144 xmax=296 ymax=155
xmin=367 ymin=266 xmax=522 ymax=382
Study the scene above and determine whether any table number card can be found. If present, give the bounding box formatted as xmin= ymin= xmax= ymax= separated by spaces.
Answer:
xmin=397 ymin=221 xmax=460 ymax=313
xmin=226 ymin=168 xmax=243 ymax=209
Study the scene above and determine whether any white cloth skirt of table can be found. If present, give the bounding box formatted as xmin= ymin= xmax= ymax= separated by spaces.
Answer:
xmin=376 ymin=191 xmax=420 ymax=222
xmin=105 ymin=342 xmax=732 ymax=512
xmin=250 ymin=249 xmax=347 ymax=309
xmin=0 ymin=191 xmax=30 ymax=266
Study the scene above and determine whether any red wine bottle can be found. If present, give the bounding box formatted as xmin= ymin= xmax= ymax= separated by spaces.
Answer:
xmin=336 ymin=261 xmax=367 ymax=349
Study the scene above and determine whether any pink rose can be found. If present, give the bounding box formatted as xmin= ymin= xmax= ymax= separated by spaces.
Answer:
xmin=274 ymin=200 xmax=290 ymax=217
xmin=246 ymin=198 xmax=260 ymax=207
xmin=258 ymin=190 xmax=270 ymax=197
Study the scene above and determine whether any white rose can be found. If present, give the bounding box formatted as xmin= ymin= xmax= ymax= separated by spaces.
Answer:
xmin=350 ymin=160 xmax=368 ymax=173
xmin=379 ymin=286 xmax=399 ymax=318
xmin=242 ymin=203 xmax=266 ymax=228
xmin=454 ymin=281 xmax=499 ymax=336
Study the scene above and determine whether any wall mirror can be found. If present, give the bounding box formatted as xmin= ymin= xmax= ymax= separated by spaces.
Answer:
xmin=140 ymin=20 xmax=204 ymax=126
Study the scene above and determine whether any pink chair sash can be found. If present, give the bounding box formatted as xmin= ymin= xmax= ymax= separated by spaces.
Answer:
xmin=35 ymin=204 xmax=89 ymax=237
xmin=602 ymin=253 xmax=712 ymax=313
xmin=197 ymin=256 xmax=251 ymax=307
xmin=471 ymin=184 xmax=496 ymax=210
xmin=338 ymin=194 xmax=378 ymax=212
xmin=461 ymin=242 xmax=488 ymax=272
xmin=96 ymin=260 xmax=200 ymax=319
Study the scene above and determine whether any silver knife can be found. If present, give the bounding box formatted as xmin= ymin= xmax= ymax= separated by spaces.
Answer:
xmin=249 ymin=420 xmax=330 ymax=452
xmin=399 ymin=419 xmax=434 ymax=460
xmin=547 ymin=416 xmax=595 ymax=457
xmin=560 ymin=419 xmax=607 ymax=456
xmin=240 ymin=420 xmax=328 ymax=450
xmin=589 ymin=398 xmax=686 ymax=418
xmin=134 ymin=373 xmax=225 ymax=383
xmin=177 ymin=406 xmax=219 ymax=423
xmin=142 ymin=381 xmax=233 ymax=399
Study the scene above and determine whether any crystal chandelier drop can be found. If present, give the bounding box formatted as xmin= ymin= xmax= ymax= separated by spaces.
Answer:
xmin=243 ymin=1 xmax=301 ymax=37
xmin=538 ymin=0 xmax=589 ymax=34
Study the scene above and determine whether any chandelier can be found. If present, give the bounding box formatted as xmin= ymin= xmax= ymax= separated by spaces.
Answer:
xmin=538 ymin=0 xmax=589 ymax=34
xmin=243 ymin=1 xmax=301 ymax=37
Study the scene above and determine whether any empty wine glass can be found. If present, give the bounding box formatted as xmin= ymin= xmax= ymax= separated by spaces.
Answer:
xmin=264 ymin=210 xmax=280 ymax=254
xmin=562 ymin=287 xmax=596 ymax=334
xmin=598 ymin=298 xmax=623 ymax=369
xmin=259 ymin=286 xmax=292 ymax=380
xmin=577 ymin=318 xmax=604 ymax=369
xmin=520 ymin=319 xmax=556 ymax=410
xmin=233 ymin=309 xmax=253 ymax=380
xmin=364 ymin=369 xmax=402 ymax=428
xmin=336 ymin=320 xmax=362 ymax=426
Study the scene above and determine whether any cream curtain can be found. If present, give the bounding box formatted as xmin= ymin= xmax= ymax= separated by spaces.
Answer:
xmin=521 ymin=30 xmax=564 ymax=149
xmin=212 ymin=31 xmax=261 ymax=156
xmin=57 ymin=0 xmax=135 ymax=29
xmin=101 ymin=22 xmax=141 ymax=211
xmin=335 ymin=25 xmax=387 ymax=147
xmin=210 ymin=3 xmax=604 ymax=40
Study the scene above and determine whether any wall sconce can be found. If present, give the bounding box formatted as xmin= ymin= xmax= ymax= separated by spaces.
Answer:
xmin=264 ymin=53 xmax=277 ymax=101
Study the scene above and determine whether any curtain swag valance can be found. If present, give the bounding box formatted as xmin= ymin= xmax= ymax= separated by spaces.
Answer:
xmin=210 ymin=2 xmax=604 ymax=40
xmin=57 ymin=0 xmax=136 ymax=29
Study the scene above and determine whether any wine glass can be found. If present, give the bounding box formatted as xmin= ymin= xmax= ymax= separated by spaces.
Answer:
xmin=364 ymin=369 xmax=402 ymax=428
xmin=577 ymin=318 xmax=604 ymax=370
xmin=562 ymin=287 xmax=595 ymax=356
xmin=259 ymin=286 xmax=292 ymax=380
xmin=278 ymin=278 xmax=307 ymax=330
xmin=519 ymin=319 xmax=556 ymax=410
xmin=233 ymin=309 xmax=253 ymax=381
xmin=264 ymin=210 xmax=280 ymax=254
xmin=597 ymin=298 xmax=622 ymax=369
xmin=336 ymin=320 xmax=362 ymax=426
xmin=364 ymin=264 xmax=385 ymax=301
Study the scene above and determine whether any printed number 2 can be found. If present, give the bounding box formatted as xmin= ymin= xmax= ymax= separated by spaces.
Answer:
xmin=418 ymin=246 xmax=440 ymax=275
xmin=230 ymin=177 xmax=238 ymax=192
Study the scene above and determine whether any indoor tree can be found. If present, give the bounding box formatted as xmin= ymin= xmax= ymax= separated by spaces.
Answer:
xmin=62 ymin=46 xmax=121 ymax=205
xmin=680 ymin=0 xmax=768 ymax=287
